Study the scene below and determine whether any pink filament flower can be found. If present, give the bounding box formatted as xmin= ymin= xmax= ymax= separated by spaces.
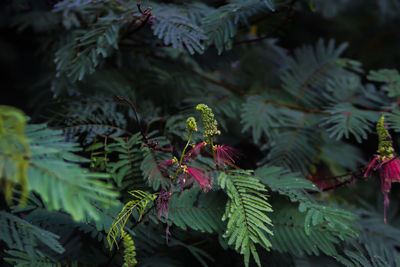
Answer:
xmin=157 ymin=187 xmax=171 ymax=220
xmin=213 ymin=145 xmax=240 ymax=167
xmin=185 ymin=167 xmax=212 ymax=192
xmin=184 ymin=142 xmax=207 ymax=162
xmin=364 ymin=156 xmax=400 ymax=223
xmin=158 ymin=159 xmax=174 ymax=170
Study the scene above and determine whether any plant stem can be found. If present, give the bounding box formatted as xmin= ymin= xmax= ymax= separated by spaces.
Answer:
xmin=173 ymin=132 xmax=193 ymax=180
xmin=210 ymin=137 xmax=216 ymax=165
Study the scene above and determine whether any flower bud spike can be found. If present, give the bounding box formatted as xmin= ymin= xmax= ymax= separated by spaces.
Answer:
xmin=186 ymin=117 xmax=197 ymax=133
xmin=196 ymin=104 xmax=221 ymax=141
xmin=364 ymin=115 xmax=400 ymax=223
xmin=377 ymin=115 xmax=394 ymax=160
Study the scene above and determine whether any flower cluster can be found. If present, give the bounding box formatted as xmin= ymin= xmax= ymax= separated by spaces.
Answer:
xmin=364 ymin=115 xmax=400 ymax=223
xmin=196 ymin=104 xmax=221 ymax=140
xmin=156 ymin=104 xmax=240 ymax=232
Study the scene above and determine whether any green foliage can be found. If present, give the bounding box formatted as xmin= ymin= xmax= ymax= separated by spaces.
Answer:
xmin=256 ymin=166 xmax=359 ymax=262
xmin=26 ymin=123 xmax=119 ymax=221
xmin=0 ymin=106 xmax=30 ymax=205
xmin=103 ymin=133 xmax=147 ymax=190
xmin=281 ymin=39 xmax=361 ymax=108
xmin=385 ymin=109 xmax=400 ymax=132
xmin=240 ymin=95 xmax=294 ymax=143
xmin=368 ymin=69 xmax=400 ymax=98
xmin=53 ymin=1 xmax=131 ymax=82
xmin=202 ymin=0 xmax=275 ymax=54
xmin=0 ymin=211 xmax=64 ymax=256
xmin=4 ymin=249 xmax=73 ymax=267
xmin=58 ymin=97 xmax=130 ymax=144
xmin=270 ymin=205 xmax=344 ymax=256
xmin=107 ymin=190 xmax=156 ymax=250
xmin=5 ymin=0 xmax=400 ymax=266
xmin=152 ymin=3 xmax=207 ymax=55
xmin=218 ymin=170 xmax=273 ymax=267
xmin=168 ymin=187 xmax=225 ymax=233
xmin=321 ymin=103 xmax=376 ymax=143
xmin=121 ymin=230 xmax=137 ymax=267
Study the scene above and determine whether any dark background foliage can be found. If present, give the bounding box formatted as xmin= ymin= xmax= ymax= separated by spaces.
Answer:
xmin=2 ymin=0 xmax=400 ymax=266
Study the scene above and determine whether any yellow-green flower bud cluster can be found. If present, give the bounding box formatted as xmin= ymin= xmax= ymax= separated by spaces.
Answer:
xmin=196 ymin=104 xmax=221 ymax=139
xmin=186 ymin=117 xmax=197 ymax=132
xmin=122 ymin=230 xmax=137 ymax=267
xmin=377 ymin=115 xmax=394 ymax=160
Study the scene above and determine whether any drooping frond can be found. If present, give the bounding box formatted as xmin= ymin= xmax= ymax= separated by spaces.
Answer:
xmin=168 ymin=187 xmax=225 ymax=233
xmin=26 ymin=123 xmax=119 ymax=221
xmin=107 ymin=190 xmax=156 ymax=250
xmin=0 ymin=211 xmax=64 ymax=255
xmin=218 ymin=169 xmax=273 ymax=267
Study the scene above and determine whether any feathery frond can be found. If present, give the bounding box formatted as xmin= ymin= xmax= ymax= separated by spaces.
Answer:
xmin=218 ymin=169 xmax=273 ymax=267
xmin=27 ymin=123 xmax=119 ymax=221
xmin=0 ymin=211 xmax=64 ymax=255
xmin=168 ymin=187 xmax=225 ymax=233
xmin=107 ymin=190 xmax=156 ymax=250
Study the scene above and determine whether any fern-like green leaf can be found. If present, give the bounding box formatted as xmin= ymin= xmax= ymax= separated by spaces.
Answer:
xmin=107 ymin=190 xmax=156 ymax=250
xmin=152 ymin=4 xmax=207 ymax=55
xmin=26 ymin=123 xmax=119 ymax=221
xmin=218 ymin=169 xmax=273 ymax=267
xmin=281 ymin=39 xmax=361 ymax=108
xmin=385 ymin=109 xmax=400 ymax=132
xmin=265 ymin=127 xmax=321 ymax=175
xmin=321 ymin=103 xmax=377 ymax=143
xmin=270 ymin=205 xmax=343 ymax=257
xmin=168 ymin=187 xmax=225 ymax=233
xmin=367 ymin=68 xmax=400 ymax=98
xmin=0 ymin=211 xmax=65 ymax=255
xmin=105 ymin=133 xmax=147 ymax=190
xmin=202 ymin=0 xmax=274 ymax=54
xmin=4 ymin=249 xmax=77 ymax=267
xmin=240 ymin=95 xmax=296 ymax=143
xmin=256 ymin=165 xmax=358 ymax=240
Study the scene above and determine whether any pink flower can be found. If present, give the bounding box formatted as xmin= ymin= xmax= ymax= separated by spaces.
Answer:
xmin=158 ymin=159 xmax=174 ymax=169
xmin=364 ymin=156 xmax=400 ymax=223
xmin=364 ymin=155 xmax=379 ymax=178
xmin=213 ymin=145 xmax=240 ymax=167
xmin=185 ymin=167 xmax=212 ymax=192
xmin=157 ymin=187 xmax=171 ymax=220
xmin=184 ymin=142 xmax=207 ymax=162
xmin=155 ymin=158 xmax=177 ymax=177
